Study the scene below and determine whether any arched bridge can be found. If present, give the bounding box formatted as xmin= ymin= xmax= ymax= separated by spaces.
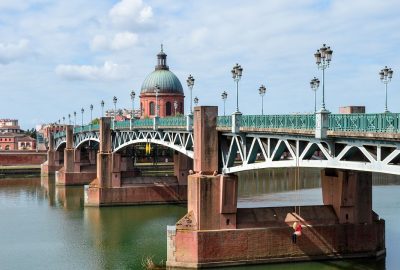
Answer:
xmin=53 ymin=113 xmax=400 ymax=175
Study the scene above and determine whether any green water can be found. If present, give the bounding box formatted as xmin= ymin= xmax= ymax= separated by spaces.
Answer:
xmin=0 ymin=170 xmax=398 ymax=270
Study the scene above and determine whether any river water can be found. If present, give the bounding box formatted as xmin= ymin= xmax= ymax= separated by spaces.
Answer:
xmin=0 ymin=169 xmax=398 ymax=270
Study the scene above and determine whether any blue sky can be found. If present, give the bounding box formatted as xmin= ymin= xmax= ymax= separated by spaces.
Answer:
xmin=0 ymin=0 xmax=399 ymax=129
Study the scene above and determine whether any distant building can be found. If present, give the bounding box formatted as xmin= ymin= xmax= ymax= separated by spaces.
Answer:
xmin=339 ymin=106 xmax=365 ymax=114
xmin=0 ymin=119 xmax=36 ymax=150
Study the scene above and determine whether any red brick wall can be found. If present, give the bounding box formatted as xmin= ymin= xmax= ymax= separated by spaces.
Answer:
xmin=0 ymin=151 xmax=47 ymax=165
xmin=140 ymin=93 xmax=184 ymax=118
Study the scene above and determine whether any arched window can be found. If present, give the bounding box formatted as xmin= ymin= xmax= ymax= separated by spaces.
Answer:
xmin=5 ymin=145 xmax=10 ymax=150
xmin=149 ymin=102 xmax=155 ymax=115
xmin=166 ymin=102 xmax=172 ymax=116
xmin=141 ymin=102 xmax=143 ymax=116
xmin=180 ymin=102 xmax=183 ymax=114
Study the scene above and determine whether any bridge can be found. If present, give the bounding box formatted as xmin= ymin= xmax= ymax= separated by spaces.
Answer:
xmin=51 ymin=112 xmax=400 ymax=175
xmin=41 ymin=107 xmax=395 ymax=268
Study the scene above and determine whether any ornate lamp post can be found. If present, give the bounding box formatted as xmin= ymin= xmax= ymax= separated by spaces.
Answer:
xmin=379 ymin=66 xmax=394 ymax=113
xmin=154 ymin=85 xmax=160 ymax=117
xmin=310 ymin=77 xmax=320 ymax=113
xmin=81 ymin=108 xmax=84 ymax=127
xmin=258 ymin=85 xmax=266 ymax=115
xmin=221 ymin=91 xmax=228 ymax=116
xmin=130 ymin=90 xmax=135 ymax=129
xmin=231 ymin=63 xmax=243 ymax=113
xmin=73 ymin=111 xmax=76 ymax=126
xmin=314 ymin=44 xmax=333 ymax=111
xmin=90 ymin=104 xmax=93 ymax=123
xmin=62 ymin=116 xmax=65 ymax=125
xmin=173 ymin=100 xmax=178 ymax=115
xmin=101 ymin=100 xmax=105 ymax=117
xmin=194 ymin=96 xmax=199 ymax=106
xmin=113 ymin=96 xmax=117 ymax=129
xmin=186 ymin=75 xmax=195 ymax=114
xmin=68 ymin=113 xmax=71 ymax=125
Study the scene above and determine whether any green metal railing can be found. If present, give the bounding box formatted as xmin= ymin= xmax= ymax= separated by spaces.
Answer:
xmin=217 ymin=116 xmax=232 ymax=128
xmin=159 ymin=116 xmax=186 ymax=127
xmin=239 ymin=114 xmax=316 ymax=130
xmin=329 ymin=113 xmax=400 ymax=133
xmin=54 ymin=113 xmax=400 ymax=139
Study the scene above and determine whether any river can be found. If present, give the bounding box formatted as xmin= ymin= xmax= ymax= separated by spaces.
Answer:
xmin=0 ymin=168 xmax=398 ymax=270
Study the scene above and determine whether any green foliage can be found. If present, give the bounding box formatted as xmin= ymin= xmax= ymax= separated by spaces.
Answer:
xmin=24 ymin=128 xmax=37 ymax=139
xmin=90 ymin=118 xmax=100 ymax=125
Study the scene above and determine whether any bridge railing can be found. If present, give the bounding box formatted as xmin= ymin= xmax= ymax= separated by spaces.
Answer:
xmin=73 ymin=124 xmax=99 ymax=133
xmin=53 ymin=131 xmax=66 ymax=139
xmin=329 ymin=113 xmax=400 ymax=133
xmin=158 ymin=116 xmax=186 ymax=127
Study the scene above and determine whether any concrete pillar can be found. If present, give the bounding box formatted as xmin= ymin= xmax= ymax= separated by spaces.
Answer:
xmin=315 ymin=110 xmax=330 ymax=139
xmin=173 ymin=152 xmax=193 ymax=185
xmin=63 ymin=126 xmax=77 ymax=173
xmin=231 ymin=111 xmax=242 ymax=133
xmin=321 ymin=169 xmax=372 ymax=224
xmin=193 ymin=106 xmax=219 ymax=174
xmin=42 ymin=132 xmax=63 ymax=174
xmin=179 ymin=106 xmax=238 ymax=229
xmin=95 ymin=117 xmax=113 ymax=188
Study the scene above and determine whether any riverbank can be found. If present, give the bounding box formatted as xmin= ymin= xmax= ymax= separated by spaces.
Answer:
xmin=0 ymin=165 xmax=41 ymax=177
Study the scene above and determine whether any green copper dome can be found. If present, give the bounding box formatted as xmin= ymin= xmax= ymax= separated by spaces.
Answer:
xmin=140 ymin=46 xmax=184 ymax=94
xmin=141 ymin=69 xmax=183 ymax=94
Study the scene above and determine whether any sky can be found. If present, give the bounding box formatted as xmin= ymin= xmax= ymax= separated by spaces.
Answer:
xmin=0 ymin=0 xmax=399 ymax=129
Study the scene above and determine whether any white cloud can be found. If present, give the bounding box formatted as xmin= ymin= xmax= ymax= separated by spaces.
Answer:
xmin=111 ymin=32 xmax=139 ymax=50
xmin=90 ymin=32 xmax=138 ymax=51
xmin=109 ymin=0 xmax=153 ymax=27
xmin=0 ymin=39 xmax=30 ymax=64
xmin=55 ymin=61 xmax=129 ymax=81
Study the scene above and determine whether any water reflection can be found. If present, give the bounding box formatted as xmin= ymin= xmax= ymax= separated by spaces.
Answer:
xmin=0 ymin=169 xmax=399 ymax=269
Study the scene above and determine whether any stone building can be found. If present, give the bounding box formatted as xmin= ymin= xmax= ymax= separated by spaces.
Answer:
xmin=140 ymin=46 xmax=185 ymax=118
xmin=0 ymin=119 xmax=36 ymax=150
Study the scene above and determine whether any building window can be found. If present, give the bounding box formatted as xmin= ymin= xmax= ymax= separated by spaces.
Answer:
xmin=180 ymin=102 xmax=183 ymax=114
xmin=166 ymin=102 xmax=172 ymax=116
xmin=149 ymin=102 xmax=155 ymax=115
xmin=5 ymin=145 xmax=10 ymax=150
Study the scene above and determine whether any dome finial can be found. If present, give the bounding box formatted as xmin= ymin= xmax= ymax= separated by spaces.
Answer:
xmin=156 ymin=45 xmax=168 ymax=70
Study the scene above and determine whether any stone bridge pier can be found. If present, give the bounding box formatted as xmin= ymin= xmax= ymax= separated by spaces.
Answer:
xmin=41 ymin=133 xmax=63 ymax=175
xmin=56 ymin=125 xmax=97 ymax=186
xmin=85 ymin=117 xmax=189 ymax=206
xmin=166 ymin=106 xmax=385 ymax=269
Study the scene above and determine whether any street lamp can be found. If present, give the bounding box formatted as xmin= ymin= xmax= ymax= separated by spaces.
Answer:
xmin=154 ymin=85 xmax=160 ymax=117
xmin=90 ymin=104 xmax=93 ymax=123
xmin=258 ymin=85 xmax=266 ymax=115
xmin=231 ymin=63 xmax=243 ymax=113
xmin=113 ymin=96 xmax=117 ymax=129
xmin=68 ymin=114 xmax=71 ymax=125
xmin=194 ymin=96 xmax=199 ymax=106
xmin=73 ymin=111 xmax=77 ymax=126
xmin=310 ymin=77 xmax=320 ymax=113
xmin=62 ymin=116 xmax=65 ymax=125
xmin=186 ymin=75 xmax=195 ymax=114
xmin=173 ymin=100 xmax=178 ymax=116
xmin=101 ymin=100 xmax=105 ymax=117
xmin=314 ymin=44 xmax=333 ymax=111
xmin=379 ymin=66 xmax=394 ymax=113
xmin=221 ymin=91 xmax=228 ymax=116
xmin=81 ymin=108 xmax=84 ymax=127
xmin=130 ymin=90 xmax=136 ymax=129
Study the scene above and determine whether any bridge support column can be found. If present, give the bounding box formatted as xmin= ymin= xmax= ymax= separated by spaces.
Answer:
xmin=321 ymin=169 xmax=372 ymax=224
xmin=174 ymin=152 xmax=193 ymax=185
xmin=41 ymin=133 xmax=63 ymax=175
xmin=56 ymin=126 xmax=96 ymax=186
xmin=86 ymin=117 xmax=186 ymax=206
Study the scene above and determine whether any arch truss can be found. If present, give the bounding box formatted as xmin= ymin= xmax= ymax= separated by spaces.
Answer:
xmin=112 ymin=130 xmax=194 ymax=158
xmin=220 ymin=133 xmax=400 ymax=175
xmin=54 ymin=131 xmax=100 ymax=150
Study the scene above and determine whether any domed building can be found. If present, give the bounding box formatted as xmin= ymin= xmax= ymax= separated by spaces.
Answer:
xmin=140 ymin=46 xmax=184 ymax=118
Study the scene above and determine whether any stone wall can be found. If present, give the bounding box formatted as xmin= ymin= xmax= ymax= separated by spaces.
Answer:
xmin=0 ymin=151 xmax=47 ymax=165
